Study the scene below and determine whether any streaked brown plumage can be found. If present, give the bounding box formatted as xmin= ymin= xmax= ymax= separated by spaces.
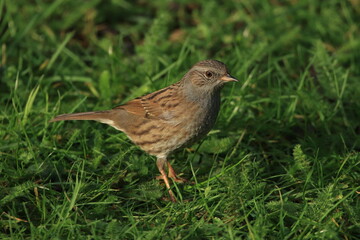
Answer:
xmin=50 ymin=60 xmax=237 ymax=202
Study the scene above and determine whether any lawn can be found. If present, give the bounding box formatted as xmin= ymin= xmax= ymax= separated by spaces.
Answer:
xmin=1 ymin=0 xmax=359 ymax=239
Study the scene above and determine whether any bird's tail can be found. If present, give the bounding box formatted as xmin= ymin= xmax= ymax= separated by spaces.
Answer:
xmin=49 ymin=111 xmax=112 ymax=123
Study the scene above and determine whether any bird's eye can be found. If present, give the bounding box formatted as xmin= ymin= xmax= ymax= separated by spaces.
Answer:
xmin=205 ymin=71 xmax=213 ymax=78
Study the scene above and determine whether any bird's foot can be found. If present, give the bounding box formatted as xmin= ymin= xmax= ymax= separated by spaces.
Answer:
xmin=167 ymin=162 xmax=194 ymax=184
xmin=170 ymin=175 xmax=189 ymax=183
xmin=155 ymin=175 xmax=176 ymax=202
xmin=156 ymin=174 xmax=190 ymax=183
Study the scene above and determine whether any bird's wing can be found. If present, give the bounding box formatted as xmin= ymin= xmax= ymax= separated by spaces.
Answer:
xmin=113 ymin=86 xmax=178 ymax=121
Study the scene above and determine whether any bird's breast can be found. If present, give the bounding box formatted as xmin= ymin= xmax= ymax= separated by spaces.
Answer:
xmin=178 ymin=94 xmax=221 ymax=146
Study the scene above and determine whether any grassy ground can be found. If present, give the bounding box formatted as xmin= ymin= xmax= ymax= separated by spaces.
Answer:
xmin=1 ymin=0 xmax=360 ymax=239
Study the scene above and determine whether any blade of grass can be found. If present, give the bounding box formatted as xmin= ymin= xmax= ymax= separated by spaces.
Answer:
xmin=46 ymin=32 xmax=74 ymax=71
xmin=22 ymin=84 xmax=40 ymax=126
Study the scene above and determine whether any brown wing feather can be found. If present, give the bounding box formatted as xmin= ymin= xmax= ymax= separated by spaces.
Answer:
xmin=115 ymin=98 xmax=147 ymax=116
xmin=114 ymin=85 xmax=178 ymax=120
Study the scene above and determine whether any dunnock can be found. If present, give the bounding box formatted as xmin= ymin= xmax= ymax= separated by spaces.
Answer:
xmin=50 ymin=60 xmax=237 ymax=202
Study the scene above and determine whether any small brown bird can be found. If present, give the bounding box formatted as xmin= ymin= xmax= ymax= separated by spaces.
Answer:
xmin=50 ymin=60 xmax=237 ymax=202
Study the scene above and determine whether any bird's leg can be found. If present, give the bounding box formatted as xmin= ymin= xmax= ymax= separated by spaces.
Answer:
xmin=156 ymin=157 xmax=176 ymax=202
xmin=167 ymin=162 xmax=188 ymax=183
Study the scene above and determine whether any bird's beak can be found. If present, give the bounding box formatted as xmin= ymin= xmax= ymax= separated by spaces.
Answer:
xmin=221 ymin=74 xmax=238 ymax=82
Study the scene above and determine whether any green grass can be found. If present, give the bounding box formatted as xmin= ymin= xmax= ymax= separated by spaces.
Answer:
xmin=1 ymin=0 xmax=360 ymax=239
